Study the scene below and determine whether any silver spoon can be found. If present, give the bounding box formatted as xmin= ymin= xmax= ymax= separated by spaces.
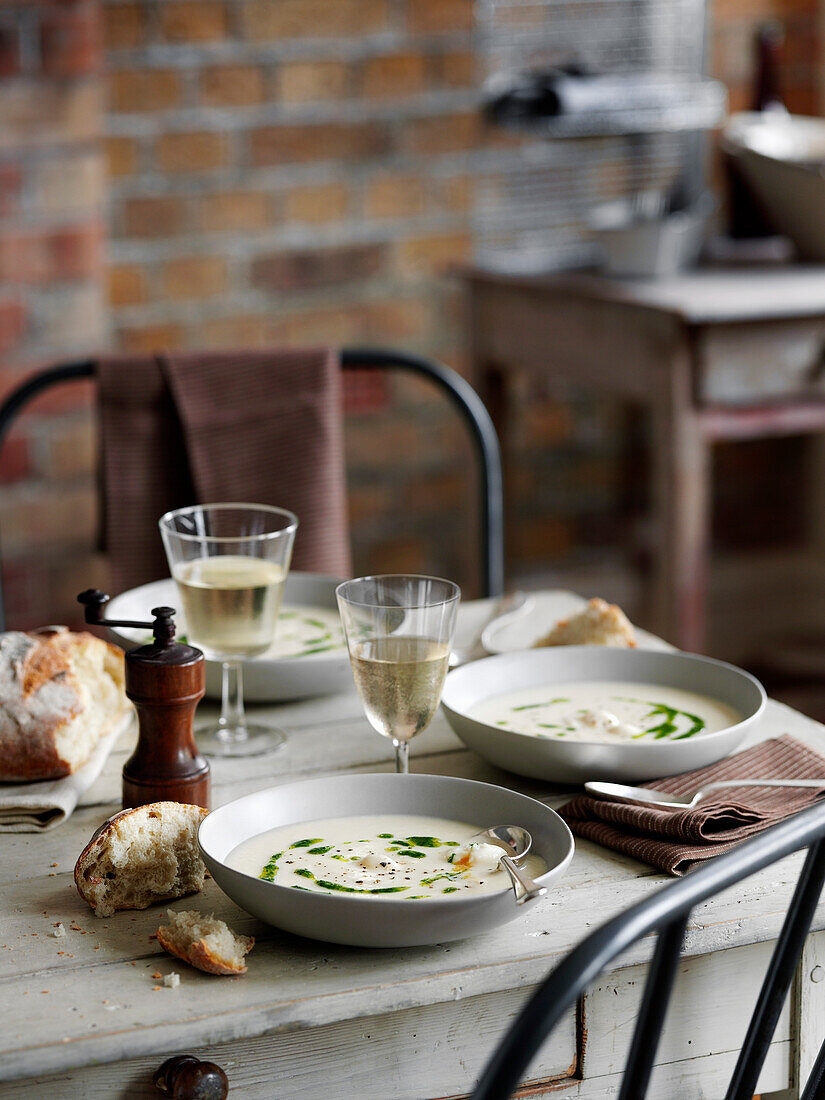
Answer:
xmin=585 ymin=779 xmax=825 ymax=811
xmin=469 ymin=825 xmax=547 ymax=905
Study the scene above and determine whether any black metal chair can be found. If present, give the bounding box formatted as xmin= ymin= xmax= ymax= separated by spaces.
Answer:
xmin=471 ymin=800 xmax=825 ymax=1099
xmin=0 ymin=347 xmax=504 ymax=631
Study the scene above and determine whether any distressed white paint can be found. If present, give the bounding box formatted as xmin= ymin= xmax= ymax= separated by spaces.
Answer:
xmin=0 ymin=597 xmax=824 ymax=1097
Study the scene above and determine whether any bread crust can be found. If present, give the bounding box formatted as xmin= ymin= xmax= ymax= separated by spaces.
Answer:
xmin=155 ymin=926 xmax=251 ymax=976
xmin=74 ymin=802 xmax=208 ymax=915
xmin=0 ymin=628 xmax=128 ymax=781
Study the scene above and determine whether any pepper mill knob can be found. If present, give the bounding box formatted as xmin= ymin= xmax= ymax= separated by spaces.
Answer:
xmin=153 ymin=1055 xmax=229 ymax=1099
xmin=78 ymin=590 xmax=210 ymax=811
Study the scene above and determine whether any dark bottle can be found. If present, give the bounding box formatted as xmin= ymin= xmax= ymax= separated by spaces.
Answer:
xmin=727 ymin=21 xmax=786 ymax=239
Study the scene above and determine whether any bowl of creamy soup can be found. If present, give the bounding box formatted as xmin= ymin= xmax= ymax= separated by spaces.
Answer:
xmin=198 ymin=773 xmax=574 ymax=947
xmin=106 ymin=572 xmax=351 ymax=701
xmin=442 ymin=647 xmax=766 ymax=784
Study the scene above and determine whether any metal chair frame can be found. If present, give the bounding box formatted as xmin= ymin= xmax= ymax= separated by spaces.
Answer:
xmin=471 ymin=800 xmax=825 ymax=1100
xmin=0 ymin=348 xmax=504 ymax=630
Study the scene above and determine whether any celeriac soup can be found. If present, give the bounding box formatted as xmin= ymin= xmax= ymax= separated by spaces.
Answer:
xmin=471 ymin=681 xmax=741 ymax=743
xmin=227 ymin=814 xmax=547 ymax=899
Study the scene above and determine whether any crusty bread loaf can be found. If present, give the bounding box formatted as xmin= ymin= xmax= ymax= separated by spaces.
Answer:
xmin=0 ymin=627 xmax=129 ymax=781
xmin=75 ymin=802 xmax=208 ymax=918
xmin=156 ymin=909 xmax=254 ymax=975
xmin=535 ymin=598 xmax=636 ymax=648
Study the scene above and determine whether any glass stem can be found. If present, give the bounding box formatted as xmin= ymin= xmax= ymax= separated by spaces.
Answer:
xmin=219 ymin=661 xmax=246 ymax=742
xmin=393 ymin=739 xmax=409 ymax=774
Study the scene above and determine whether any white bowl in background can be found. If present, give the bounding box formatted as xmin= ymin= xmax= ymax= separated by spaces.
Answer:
xmin=442 ymin=647 xmax=766 ymax=785
xmin=199 ymin=773 xmax=574 ymax=948
xmin=590 ymin=195 xmax=714 ymax=278
xmin=106 ymin=573 xmax=352 ymax=703
xmin=722 ymin=112 xmax=825 ymax=260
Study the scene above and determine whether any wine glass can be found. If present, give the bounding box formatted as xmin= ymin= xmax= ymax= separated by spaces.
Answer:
xmin=336 ymin=574 xmax=460 ymax=773
xmin=159 ymin=503 xmax=298 ymax=758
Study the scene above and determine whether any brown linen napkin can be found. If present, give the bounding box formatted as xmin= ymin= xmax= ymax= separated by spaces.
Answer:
xmin=98 ymin=349 xmax=351 ymax=594
xmin=559 ymin=735 xmax=825 ymax=876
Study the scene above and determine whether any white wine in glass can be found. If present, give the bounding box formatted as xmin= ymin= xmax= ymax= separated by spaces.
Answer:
xmin=160 ymin=503 xmax=297 ymax=758
xmin=173 ymin=556 xmax=286 ymax=659
xmin=350 ymin=636 xmax=450 ymax=744
xmin=337 ymin=575 xmax=459 ymax=773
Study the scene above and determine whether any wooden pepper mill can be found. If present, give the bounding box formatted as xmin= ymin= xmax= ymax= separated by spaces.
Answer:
xmin=78 ymin=589 xmax=210 ymax=811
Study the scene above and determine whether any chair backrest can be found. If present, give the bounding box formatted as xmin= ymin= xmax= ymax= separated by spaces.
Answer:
xmin=0 ymin=347 xmax=504 ymax=631
xmin=471 ymin=800 xmax=825 ymax=1100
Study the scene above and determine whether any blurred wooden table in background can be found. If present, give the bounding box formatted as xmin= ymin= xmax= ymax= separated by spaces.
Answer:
xmin=462 ymin=264 xmax=825 ymax=652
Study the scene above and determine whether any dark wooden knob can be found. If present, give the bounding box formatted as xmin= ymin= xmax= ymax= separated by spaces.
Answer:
xmin=153 ymin=1055 xmax=229 ymax=1099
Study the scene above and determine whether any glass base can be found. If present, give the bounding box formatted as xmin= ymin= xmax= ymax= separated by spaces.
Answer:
xmin=196 ymin=723 xmax=287 ymax=758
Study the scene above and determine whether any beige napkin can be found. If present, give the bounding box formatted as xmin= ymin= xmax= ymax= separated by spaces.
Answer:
xmin=0 ymin=710 xmax=133 ymax=832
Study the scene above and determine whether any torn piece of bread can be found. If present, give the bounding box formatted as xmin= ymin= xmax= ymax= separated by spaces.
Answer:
xmin=74 ymin=802 xmax=208 ymax=918
xmin=156 ymin=910 xmax=254 ymax=975
xmin=535 ymin=598 xmax=636 ymax=648
xmin=0 ymin=627 xmax=129 ymax=781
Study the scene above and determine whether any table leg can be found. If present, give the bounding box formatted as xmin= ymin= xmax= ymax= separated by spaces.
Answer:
xmin=651 ymin=352 xmax=711 ymax=652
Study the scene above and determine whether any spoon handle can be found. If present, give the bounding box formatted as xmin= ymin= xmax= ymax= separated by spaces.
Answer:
xmin=500 ymin=854 xmax=547 ymax=906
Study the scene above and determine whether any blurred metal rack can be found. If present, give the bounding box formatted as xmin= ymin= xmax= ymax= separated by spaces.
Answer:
xmin=474 ymin=0 xmax=724 ymax=272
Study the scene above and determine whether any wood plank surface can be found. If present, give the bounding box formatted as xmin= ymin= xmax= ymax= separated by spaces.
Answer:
xmin=2 ymin=598 xmax=825 ymax=1096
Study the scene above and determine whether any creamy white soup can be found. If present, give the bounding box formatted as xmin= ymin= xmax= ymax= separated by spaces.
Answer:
xmin=227 ymin=814 xmax=547 ymax=899
xmin=471 ymin=681 xmax=741 ymax=743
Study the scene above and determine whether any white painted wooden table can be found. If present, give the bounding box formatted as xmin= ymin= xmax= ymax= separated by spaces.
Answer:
xmin=1 ymin=597 xmax=824 ymax=1099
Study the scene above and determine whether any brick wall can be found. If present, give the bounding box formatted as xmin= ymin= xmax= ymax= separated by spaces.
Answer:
xmin=0 ymin=0 xmax=107 ymax=628
xmin=0 ymin=0 xmax=821 ymax=628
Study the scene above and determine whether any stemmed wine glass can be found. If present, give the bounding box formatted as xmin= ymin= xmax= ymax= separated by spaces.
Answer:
xmin=159 ymin=503 xmax=298 ymax=757
xmin=336 ymin=575 xmax=460 ymax=773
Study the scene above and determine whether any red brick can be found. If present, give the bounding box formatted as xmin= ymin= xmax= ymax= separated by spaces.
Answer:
xmin=0 ymin=166 xmax=21 ymax=218
xmin=365 ymin=173 xmax=426 ymax=218
xmin=283 ymin=183 xmax=348 ymax=224
xmin=159 ymin=3 xmax=228 ymax=42
xmin=40 ymin=3 xmax=102 ymax=78
xmin=437 ymin=51 xmax=476 ymax=87
xmin=118 ymin=323 xmax=185 ymax=353
xmin=275 ymin=60 xmax=350 ymax=103
xmin=0 ymin=224 xmax=103 ymax=285
xmin=407 ymin=0 xmax=473 ymax=33
xmin=407 ymin=112 xmax=480 ymax=154
xmin=0 ymin=435 xmax=29 ymax=485
xmin=105 ymin=137 xmax=139 ymax=178
xmin=102 ymin=3 xmax=145 ymax=49
xmin=31 ymin=412 xmax=95 ymax=479
xmin=156 ymin=131 xmax=227 ymax=173
xmin=241 ymin=0 xmax=389 ymax=39
xmin=108 ymin=263 xmax=146 ymax=307
xmin=0 ymin=482 xmax=97 ymax=555
xmin=362 ymin=53 xmax=427 ymax=99
xmin=198 ymin=313 xmax=268 ymax=348
xmin=200 ymin=190 xmax=270 ymax=232
xmin=0 ymin=299 xmax=26 ymax=354
xmin=110 ymin=69 xmax=182 ymax=113
xmin=123 ymin=196 xmax=186 ymax=238
xmin=397 ymin=232 xmax=471 ymax=275
xmin=250 ymin=122 xmax=389 ymax=166
xmin=200 ymin=64 xmax=265 ymax=106
xmin=162 ymin=255 xmax=227 ymax=299
xmin=0 ymin=25 xmax=20 ymax=79
xmin=251 ymin=243 xmax=386 ymax=292
xmin=27 ymin=379 xmax=95 ymax=417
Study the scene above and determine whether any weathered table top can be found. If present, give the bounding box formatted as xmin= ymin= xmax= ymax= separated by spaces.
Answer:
xmin=461 ymin=264 xmax=825 ymax=325
xmin=2 ymin=597 xmax=824 ymax=1091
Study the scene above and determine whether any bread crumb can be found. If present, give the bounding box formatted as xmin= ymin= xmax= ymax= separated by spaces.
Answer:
xmin=151 ymin=971 xmax=162 ymax=979
xmin=50 ymin=863 xmax=58 ymax=868
xmin=152 ymin=985 xmax=162 ymax=991
xmin=163 ymin=972 xmax=180 ymax=989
